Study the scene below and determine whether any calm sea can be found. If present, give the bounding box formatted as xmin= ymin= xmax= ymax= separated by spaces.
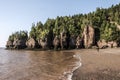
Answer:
xmin=0 ymin=48 xmax=81 ymax=80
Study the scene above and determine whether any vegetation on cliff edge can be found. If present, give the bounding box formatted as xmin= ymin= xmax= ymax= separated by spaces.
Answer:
xmin=6 ymin=3 xmax=120 ymax=49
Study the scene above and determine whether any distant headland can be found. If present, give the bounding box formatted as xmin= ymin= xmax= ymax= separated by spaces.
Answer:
xmin=6 ymin=3 xmax=120 ymax=50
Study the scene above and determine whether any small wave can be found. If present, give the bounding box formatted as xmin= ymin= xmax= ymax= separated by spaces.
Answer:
xmin=59 ymin=54 xmax=82 ymax=80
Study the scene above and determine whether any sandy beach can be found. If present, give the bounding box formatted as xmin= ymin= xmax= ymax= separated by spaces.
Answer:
xmin=72 ymin=48 xmax=120 ymax=80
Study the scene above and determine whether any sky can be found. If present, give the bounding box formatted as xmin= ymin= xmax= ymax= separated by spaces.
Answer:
xmin=0 ymin=0 xmax=120 ymax=47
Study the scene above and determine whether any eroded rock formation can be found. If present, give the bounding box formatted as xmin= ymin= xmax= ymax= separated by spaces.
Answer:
xmin=38 ymin=38 xmax=47 ymax=49
xmin=83 ymin=26 xmax=94 ymax=48
xmin=97 ymin=39 xmax=108 ymax=48
xmin=26 ymin=38 xmax=38 ymax=49
xmin=107 ymin=41 xmax=118 ymax=48
xmin=60 ymin=32 xmax=68 ymax=49
xmin=53 ymin=36 xmax=60 ymax=50
xmin=6 ymin=24 xmax=120 ymax=50
xmin=6 ymin=41 xmax=13 ymax=48
xmin=76 ymin=36 xmax=83 ymax=49
xmin=97 ymin=40 xmax=118 ymax=48
xmin=13 ymin=39 xmax=26 ymax=49
xmin=113 ymin=42 xmax=118 ymax=48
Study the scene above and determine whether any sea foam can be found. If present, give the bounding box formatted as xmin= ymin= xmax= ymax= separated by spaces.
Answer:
xmin=59 ymin=54 xmax=82 ymax=80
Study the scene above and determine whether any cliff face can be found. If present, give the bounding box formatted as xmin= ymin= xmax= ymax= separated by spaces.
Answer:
xmin=53 ymin=36 xmax=60 ymax=50
xmin=26 ymin=38 xmax=37 ymax=49
xmin=6 ymin=38 xmax=27 ymax=49
xmin=5 ymin=25 xmax=119 ymax=50
xmin=76 ymin=36 xmax=83 ymax=49
xmin=83 ymin=26 xmax=94 ymax=48
xmin=13 ymin=39 xmax=26 ymax=49
xmin=6 ymin=3 xmax=120 ymax=50
xmin=6 ymin=41 xmax=13 ymax=48
xmin=38 ymin=38 xmax=47 ymax=49
xmin=60 ymin=32 xmax=68 ymax=49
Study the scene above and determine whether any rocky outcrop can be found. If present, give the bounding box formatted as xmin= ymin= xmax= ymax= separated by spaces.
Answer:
xmin=107 ymin=42 xmax=113 ymax=48
xmin=6 ymin=41 xmax=13 ymax=48
xmin=97 ymin=39 xmax=108 ymax=48
xmin=60 ymin=32 xmax=68 ymax=49
xmin=53 ymin=36 xmax=60 ymax=50
xmin=83 ymin=26 xmax=94 ymax=48
xmin=26 ymin=38 xmax=38 ymax=49
xmin=76 ymin=36 xmax=83 ymax=49
xmin=113 ymin=42 xmax=118 ymax=48
xmin=13 ymin=39 xmax=26 ymax=49
xmin=107 ymin=41 xmax=118 ymax=48
xmin=6 ymin=22 xmax=120 ymax=50
xmin=38 ymin=38 xmax=47 ymax=49
xmin=97 ymin=40 xmax=118 ymax=48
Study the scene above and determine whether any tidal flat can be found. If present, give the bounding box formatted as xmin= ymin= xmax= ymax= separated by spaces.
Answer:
xmin=72 ymin=48 xmax=120 ymax=80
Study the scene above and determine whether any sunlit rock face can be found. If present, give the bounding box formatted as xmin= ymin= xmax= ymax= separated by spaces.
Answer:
xmin=53 ymin=36 xmax=60 ymax=50
xmin=38 ymin=38 xmax=47 ymax=49
xmin=60 ymin=32 xmax=68 ymax=49
xmin=113 ymin=41 xmax=118 ymax=48
xmin=97 ymin=39 xmax=108 ymax=49
xmin=26 ymin=38 xmax=38 ymax=49
xmin=76 ymin=36 xmax=83 ymax=49
xmin=6 ymin=38 xmax=27 ymax=49
xmin=6 ymin=41 xmax=13 ymax=48
xmin=106 ymin=41 xmax=118 ymax=48
xmin=83 ymin=26 xmax=94 ymax=48
xmin=13 ymin=39 xmax=26 ymax=49
xmin=97 ymin=40 xmax=118 ymax=49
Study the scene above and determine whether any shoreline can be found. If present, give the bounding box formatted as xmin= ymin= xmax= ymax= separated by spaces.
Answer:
xmin=72 ymin=48 xmax=120 ymax=80
xmin=3 ymin=48 xmax=120 ymax=80
xmin=60 ymin=54 xmax=82 ymax=80
xmin=4 ymin=47 xmax=110 ymax=51
xmin=59 ymin=59 xmax=81 ymax=80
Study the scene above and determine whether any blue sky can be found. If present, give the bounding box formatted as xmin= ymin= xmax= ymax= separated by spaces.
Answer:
xmin=0 ymin=0 xmax=120 ymax=47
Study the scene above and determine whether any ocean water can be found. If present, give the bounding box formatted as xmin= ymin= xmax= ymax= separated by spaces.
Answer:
xmin=0 ymin=48 xmax=81 ymax=80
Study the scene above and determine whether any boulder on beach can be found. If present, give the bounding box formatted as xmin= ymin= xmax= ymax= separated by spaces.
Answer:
xmin=113 ymin=42 xmax=118 ymax=48
xmin=97 ymin=40 xmax=118 ymax=49
xmin=107 ymin=41 xmax=118 ymax=48
xmin=97 ymin=39 xmax=108 ymax=49
xmin=107 ymin=41 xmax=113 ymax=48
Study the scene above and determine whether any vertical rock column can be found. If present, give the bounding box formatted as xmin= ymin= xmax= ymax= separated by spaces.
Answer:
xmin=83 ymin=26 xmax=94 ymax=48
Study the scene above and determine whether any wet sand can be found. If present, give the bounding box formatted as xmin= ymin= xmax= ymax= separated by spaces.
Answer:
xmin=0 ymin=48 xmax=120 ymax=80
xmin=72 ymin=48 xmax=120 ymax=80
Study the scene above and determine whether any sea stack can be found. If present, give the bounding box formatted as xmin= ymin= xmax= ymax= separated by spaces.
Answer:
xmin=83 ymin=26 xmax=94 ymax=48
